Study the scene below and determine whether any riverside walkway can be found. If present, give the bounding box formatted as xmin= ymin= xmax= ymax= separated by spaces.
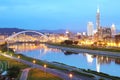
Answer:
xmin=0 ymin=53 xmax=94 ymax=80
xmin=20 ymin=68 xmax=31 ymax=80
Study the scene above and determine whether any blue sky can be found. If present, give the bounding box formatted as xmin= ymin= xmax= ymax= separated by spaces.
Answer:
xmin=0 ymin=0 xmax=120 ymax=31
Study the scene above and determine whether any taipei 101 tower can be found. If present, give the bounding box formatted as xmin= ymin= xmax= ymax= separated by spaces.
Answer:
xmin=96 ymin=7 xmax=100 ymax=31
xmin=96 ymin=6 xmax=102 ymax=40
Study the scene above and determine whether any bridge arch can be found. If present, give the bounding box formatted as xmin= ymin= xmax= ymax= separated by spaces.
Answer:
xmin=5 ymin=30 xmax=48 ymax=41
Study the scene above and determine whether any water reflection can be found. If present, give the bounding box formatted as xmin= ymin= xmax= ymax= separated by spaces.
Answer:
xmin=85 ymin=53 xmax=94 ymax=63
xmin=9 ymin=43 xmax=61 ymax=53
xmin=85 ymin=54 xmax=100 ymax=72
xmin=96 ymin=58 xmax=100 ymax=72
xmin=9 ymin=43 xmax=120 ymax=77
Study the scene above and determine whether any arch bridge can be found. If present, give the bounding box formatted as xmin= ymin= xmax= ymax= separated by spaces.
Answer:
xmin=5 ymin=30 xmax=48 ymax=42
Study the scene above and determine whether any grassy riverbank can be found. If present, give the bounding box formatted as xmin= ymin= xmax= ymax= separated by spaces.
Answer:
xmin=0 ymin=54 xmax=28 ymax=80
xmin=27 ymin=68 xmax=63 ymax=80
xmin=83 ymin=69 xmax=120 ymax=80
xmin=47 ymin=43 xmax=120 ymax=53
xmin=0 ymin=54 xmax=28 ymax=70
xmin=1 ymin=46 xmax=120 ymax=80
xmin=1 ymin=50 xmax=95 ymax=79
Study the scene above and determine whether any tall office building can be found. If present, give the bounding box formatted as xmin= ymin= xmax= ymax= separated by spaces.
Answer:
xmin=96 ymin=7 xmax=100 ymax=31
xmin=111 ymin=24 xmax=116 ymax=36
xmin=96 ymin=7 xmax=103 ymax=40
xmin=87 ymin=22 xmax=94 ymax=36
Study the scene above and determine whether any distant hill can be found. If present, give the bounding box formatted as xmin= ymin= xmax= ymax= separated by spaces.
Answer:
xmin=38 ymin=29 xmax=66 ymax=34
xmin=0 ymin=28 xmax=25 ymax=35
xmin=0 ymin=28 xmax=79 ymax=35
xmin=0 ymin=28 xmax=67 ymax=35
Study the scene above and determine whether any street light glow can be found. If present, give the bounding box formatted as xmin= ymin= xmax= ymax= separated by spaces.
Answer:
xmin=69 ymin=73 xmax=73 ymax=78
xmin=17 ymin=55 xmax=20 ymax=59
xmin=44 ymin=64 xmax=47 ymax=68
xmin=10 ymin=54 xmax=12 ymax=56
xmin=33 ymin=60 xmax=36 ymax=64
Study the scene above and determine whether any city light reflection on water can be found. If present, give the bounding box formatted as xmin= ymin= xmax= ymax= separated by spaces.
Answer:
xmin=10 ymin=43 xmax=120 ymax=77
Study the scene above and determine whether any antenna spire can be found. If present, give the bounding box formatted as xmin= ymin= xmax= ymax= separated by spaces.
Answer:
xmin=97 ymin=5 xmax=100 ymax=13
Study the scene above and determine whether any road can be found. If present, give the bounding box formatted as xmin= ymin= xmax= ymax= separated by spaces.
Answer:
xmin=20 ymin=68 xmax=31 ymax=80
xmin=0 ymin=53 xmax=95 ymax=80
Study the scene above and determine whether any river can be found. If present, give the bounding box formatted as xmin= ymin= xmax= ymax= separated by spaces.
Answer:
xmin=9 ymin=43 xmax=120 ymax=77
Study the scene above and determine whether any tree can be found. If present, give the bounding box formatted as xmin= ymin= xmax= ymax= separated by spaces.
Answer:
xmin=7 ymin=66 xmax=20 ymax=78
xmin=74 ymin=41 xmax=78 ymax=45
xmin=64 ymin=40 xmax=73 ymax=45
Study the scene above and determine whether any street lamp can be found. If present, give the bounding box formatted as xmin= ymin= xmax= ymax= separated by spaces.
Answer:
xmin=44 ymin=64 xmax=47 ymax=76
xmin=10 ymin=54 xmax=12 ymax=56
xmin=17 ymin=55 xmax=20 ymax=59
xmin=32 ymin=60 xmax=36 ymax=64
xmin=32 ymin=60 xmax=36 ymax=67
xmin=69 ymin=73 xmax=73 ymax=80
xmin=17 ymin=55 xmax=21 ymax=64
xmin=44 ymin=64 xmax=47 ymax=68
xmin=6 ymin=41 xmax=9 ymax=54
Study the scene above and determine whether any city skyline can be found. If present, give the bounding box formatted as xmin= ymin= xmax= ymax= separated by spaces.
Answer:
xmin=0 ymin=0 xmax=120 ymax=31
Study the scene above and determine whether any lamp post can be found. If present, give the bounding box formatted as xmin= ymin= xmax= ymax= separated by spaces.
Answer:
xmin=10 ymin=54 xmax=12 ymax=57
xmin=69 ymin=73 xmax=73 ymax=80
xmin=17 ymin=55 xmax=20 ymax=59
xmin=32 ymin=60 xmax=36 ymax=67
xmin=44 ymin=64 xmax=47 ymax=76
xmin=6 ymin=40 xmax=9 ymax=55
xmin=17 ymin=55 xmax=21 ymax=64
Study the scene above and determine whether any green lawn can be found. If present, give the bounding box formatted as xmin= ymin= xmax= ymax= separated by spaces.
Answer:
xmin=0 ymin=54 xmax=29 ymax=79
xmin=27 ymin=68 xmax=63 ymax=80
xmin=0 ymin=55 xmax=28 ymax=69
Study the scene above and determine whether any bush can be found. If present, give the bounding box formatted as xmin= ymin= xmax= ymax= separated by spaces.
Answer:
xmin=74 ymin=41 xmax=79 ymax=45
xmin=99 ymin=78 xmax=105 ymax=80
xmin=63 ymin=40 xmax=73 ymax=45
xmin=7 ymin=66 xmax=20 ymax=78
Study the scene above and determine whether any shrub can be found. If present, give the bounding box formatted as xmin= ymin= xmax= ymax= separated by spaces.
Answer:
xmin=7 ymin=66 xmax=20 ymax=78
xmin=63 ymin=40 xmax=73 ymax=45
xmin=74 ymin=41 xmax=79 ymax=45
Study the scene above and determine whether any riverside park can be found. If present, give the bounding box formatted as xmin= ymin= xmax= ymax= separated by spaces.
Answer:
xmin=0 ymin=0 xmax=120 ymax=80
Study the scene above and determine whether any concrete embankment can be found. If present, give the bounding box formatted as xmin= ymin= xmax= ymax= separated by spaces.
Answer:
xmin=47 ymin=45 xmax=120 ymax=57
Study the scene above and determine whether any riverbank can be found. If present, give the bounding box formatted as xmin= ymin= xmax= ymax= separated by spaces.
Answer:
xmin=47 ymin=43 xmax=120 ymax=58
xmin=1 ymin=43 xmax=120 ymax=80
xmin=1 ymin=52 xmax=94 ymax=80
xmin=0 ymin=54 xmax=28 ymax=80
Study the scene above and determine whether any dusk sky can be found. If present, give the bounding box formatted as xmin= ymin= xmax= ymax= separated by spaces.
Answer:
xmin=0 ymin=0 xmax=120 ymax=32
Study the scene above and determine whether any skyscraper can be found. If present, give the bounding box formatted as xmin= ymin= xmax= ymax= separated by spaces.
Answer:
xmin=87 ymin=22 xmax=94 ymax=36
xmin=111 ymin=24 xmax=116 ymax=36
xmin=96 ymin=7 xmax=100 ymax=31
xmin=96 ymin=6 xmax=103 ymax=40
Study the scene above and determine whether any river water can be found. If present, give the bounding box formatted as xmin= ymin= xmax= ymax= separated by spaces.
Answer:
xmin=10 ymin=43 xmax=120 ymax=77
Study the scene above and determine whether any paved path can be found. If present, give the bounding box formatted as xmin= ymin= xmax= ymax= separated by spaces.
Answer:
xmin=0 ymin=53 xmax=95 ymax=80
xmin=20 ymin=68 xmax=31 ymax=80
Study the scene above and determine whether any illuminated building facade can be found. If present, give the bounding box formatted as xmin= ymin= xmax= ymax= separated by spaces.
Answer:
xmin=111 ymin=24 xmax=116 ymax=36
xmin=87 ymin=22 xmax=94 ymax=36
xmin=102 ymin=27 xmax=112 ymax=38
